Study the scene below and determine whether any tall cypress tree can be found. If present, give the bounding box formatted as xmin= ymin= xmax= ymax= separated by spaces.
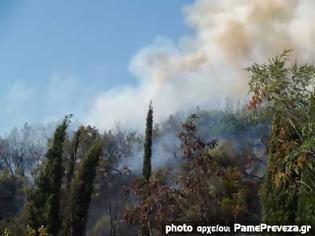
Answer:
xmin=66 ymin=127 xmax=81 ymax=187
xmin=28 ymin=115 xmax=71 ymax=235
xmin=61 ymin=127 xmax=81 ymax=236
xmin=70 ymin=137 xmax=103 ymax=236
xmin=143 ymin=102 xmax=153 ymax=182
xmin=140 ymin=102 xmax=154 ymax=236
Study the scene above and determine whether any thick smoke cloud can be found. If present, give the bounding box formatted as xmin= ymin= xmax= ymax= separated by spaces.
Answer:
xmin=85 ymin=0 xmax=315 ymax=131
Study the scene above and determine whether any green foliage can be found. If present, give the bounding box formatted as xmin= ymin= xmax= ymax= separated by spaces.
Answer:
xmin=25 ymin=225 xmax=48 ymax=236
xmin=247 ymin=50 xmax=315 ymax=225
xmin=0 ymin=171 xmax=24 ymax=226
xmin=66 ymin=127 xmax=81 ymax=188
xmin=60 ymin=127 xmax=82 ymax=236
xmin=27 ymin=116 xmax=71 ymax=235
xmin=2 ymin=228 xmax=9 ymax=236
xmin=69 ymin=137 xmax=103 ymax=236
xmin=143 ymin=102 xmax=153 ymax=182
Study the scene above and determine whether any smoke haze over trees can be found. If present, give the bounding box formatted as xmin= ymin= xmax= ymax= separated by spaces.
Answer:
xmin=1 ymin=0 xmax=315 ymax=235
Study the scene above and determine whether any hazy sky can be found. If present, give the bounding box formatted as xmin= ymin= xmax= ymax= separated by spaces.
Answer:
xmin=0 ymin=0 xmax=192 ymax=134
xmin=2 ymin=0 xmax=315 ymax=134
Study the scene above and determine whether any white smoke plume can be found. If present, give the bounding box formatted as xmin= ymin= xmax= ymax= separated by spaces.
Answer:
xmin=85 ymin=0 xmax=315 ymax=131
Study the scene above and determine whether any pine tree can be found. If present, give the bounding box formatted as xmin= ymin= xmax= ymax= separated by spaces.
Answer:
xmin=143 ymin=102 xmax=153 ymax=182
xmin=70 ymin=137 xmax=103 ymax=236
xmin=28 ymin=115 xmax=71 ymax=235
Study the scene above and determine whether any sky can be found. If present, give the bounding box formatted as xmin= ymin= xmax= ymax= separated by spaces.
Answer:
xmin=2 ymin=0 xmax=315 ymax=134
xmin=0 ymin=0 xmax=192 ymax=134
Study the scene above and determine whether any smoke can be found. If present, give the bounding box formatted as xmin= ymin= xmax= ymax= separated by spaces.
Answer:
xmin=85 ymin=0 xmax=315 ymax=131
xmin=118 ymin=131 xmax=182 ymax=173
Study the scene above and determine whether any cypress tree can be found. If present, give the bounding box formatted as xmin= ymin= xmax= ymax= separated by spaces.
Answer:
xmin=70 ymin=137 xmax=103 ymax=236
xmin=66 ymin=127 xmax=81 ymax=186
xmin=28 ymin=115 xmax=71 ymax=235
xmin=143 ymin=102 xmax=153 ymax=182
xmin=61 ymin=127 xmax=81 ymax=236
xmin=138 ymin=102 xmax=154 ymax=235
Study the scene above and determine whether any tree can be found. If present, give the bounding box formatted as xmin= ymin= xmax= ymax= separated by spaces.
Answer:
xmin=87 ymin=126 xmax=142 ymax=236
xmin=70 ymin=137 xmax=103 ymax=236
xmin=65 ymin=127 xmax=81 ymax=188
xmin=0 ymin=171 xmax=24 ymax=228
xmin=125 ymin=114 xmax=261 ymax=235
xmin=61 ymin=127 xmax=82 ymax=236
xmin=124 ymin=170 xmax=180 ymax=235
xmin=27 ymin=116 xmax=71 ymax=235
xmin=143 ymin=102 xmax=153 ymax=182
xmin=247 ymin=50 xmax=315 ymax=225
xmin=125 ymin=103 xmax=156 ymax=235
xmin=61 ymin=125 xmax=99 ymax=236
xmin=0 ymin=123 xmax=49 ymax=178
xmin=176 ymin=115 xmax=259 ymax=224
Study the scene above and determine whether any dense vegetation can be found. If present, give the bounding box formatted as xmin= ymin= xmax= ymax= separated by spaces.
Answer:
xmin=0 ymin=52 xmax=314 ymax=235
xmin=247 ymin=50 xmax=315 ymax=226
